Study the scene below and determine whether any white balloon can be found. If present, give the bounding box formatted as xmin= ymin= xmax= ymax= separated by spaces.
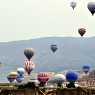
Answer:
xmin=48 ymin=74 xmax=66 ymax=83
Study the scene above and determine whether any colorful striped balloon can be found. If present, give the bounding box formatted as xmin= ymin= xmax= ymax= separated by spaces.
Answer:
xmin=24 ymin=59 xmax=35 ymax=75
xmin=37 ymin=72 xmax=50 ymax=83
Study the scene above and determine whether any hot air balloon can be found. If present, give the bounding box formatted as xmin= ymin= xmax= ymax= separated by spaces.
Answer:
xmin=66 ymin=71 xmax=78 ymax=88
xmin=17 ymin=68 xmax=25 ymax=76
xmin=78 ymin=28 xmax=86 ymax=37
xmin=24 ymin=59 xmax=35 ymax=75
xmin=7 ymin=72 xmax=17 ymax=83
xmin=70 ymin=1 xmax=76 ymax=10
xmin=7 ymin=75 xmax=15 ymax=83
xmin=48 ymin=74 xmax=65 ymax=84
xmin=16 ymin=74 xmax=24 ymax=83
xmin=50 ymin=44 xmax=58 ymax=53
xmin=66 ymin=71 xmax=78 ymax=82
xmin=48 ymin=74 xmax=65 ymax=87
xmin=24 ymin=48 xmax=34 ymax=60
xmin=37 ymin=72 xmax=50 ymax=86
xmin=87 ymin=2 xmax=95 ymax=15
xmin=82 ymin=65 xmax=90 ymax=74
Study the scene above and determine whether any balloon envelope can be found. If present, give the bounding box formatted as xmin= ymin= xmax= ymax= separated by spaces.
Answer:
xmin=78 ymin=28 xmax=86 ymax=37
xmin=48 ymin=74 xmax=66 ymax=84
xmin=83 ymin=65 xmax=90 ymax=74
xmin=51 ymin=44 xmax=58 ymax=53
xmin=17 ymin=68 xmax=25 ymax=76
xmin=88 ymin=2 xmax=95 ymax=15
xmin=7 ymin=76 xmax=15 ymax=83
xmin=70 ymin=1 xmax=76 ymax=10
xmin=37 ymin=72 xmax=50 ymax=83
xmin=7 ymin=75 xmax=16 ymax=83
xmin=66 ymin=71 xmax=78 ymax=82
xmin=16 ymin=75 xmax=24 ymax=83
xmin=24 ymin=48 xmax=34 ymax=60
xmin=7 ymin=72 xmax=17 ymax=83
xmin=24 ymin=60 xmax=35 ymax=75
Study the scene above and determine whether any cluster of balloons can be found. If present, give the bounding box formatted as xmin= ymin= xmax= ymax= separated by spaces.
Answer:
xmin=70 ymin=1 xmax=95 ymax=15
xmin=50 ymin=28 xmax=86 ymax=53
xmin=50 ymin=27 xmax=86 ymax=53
xmin=7 ymin=64 xmax=90 ymax=88
xmin=6 ymin=45 xmax=91 ymax=88
xmin=37 ymin=71 xmax=78 ymax=88
xmin=24 ymin=48 xmax=35 ymax=75
xmin=7 ymin=48 xmax=35 ymax=83
xmin=36 ymin=65 xmax=91 ymax=88
xmin=7 ymin=68 xmax=25 ymax=83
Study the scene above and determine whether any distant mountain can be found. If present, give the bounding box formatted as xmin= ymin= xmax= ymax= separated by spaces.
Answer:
xmin=0 ymin=37 xmax=95 ymax=80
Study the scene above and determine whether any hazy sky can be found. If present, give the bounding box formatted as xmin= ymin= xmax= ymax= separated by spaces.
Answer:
xmin=0 ymin=0 xmax=95 ymax=42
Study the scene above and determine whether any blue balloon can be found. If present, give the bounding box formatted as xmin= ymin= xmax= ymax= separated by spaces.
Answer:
xmin=83 ymin=65 xmax=90 ymax=73
xmin=66 ymin=71 xmax=78 ymax=82
xmin=16 ymin=75 xmax=24 ymax=83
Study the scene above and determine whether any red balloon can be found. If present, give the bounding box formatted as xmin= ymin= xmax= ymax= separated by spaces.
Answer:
xmin=78 ymin=28 xmax=86 ymax=37
xmin=37 ymin=72 xmax=50 ymax=83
